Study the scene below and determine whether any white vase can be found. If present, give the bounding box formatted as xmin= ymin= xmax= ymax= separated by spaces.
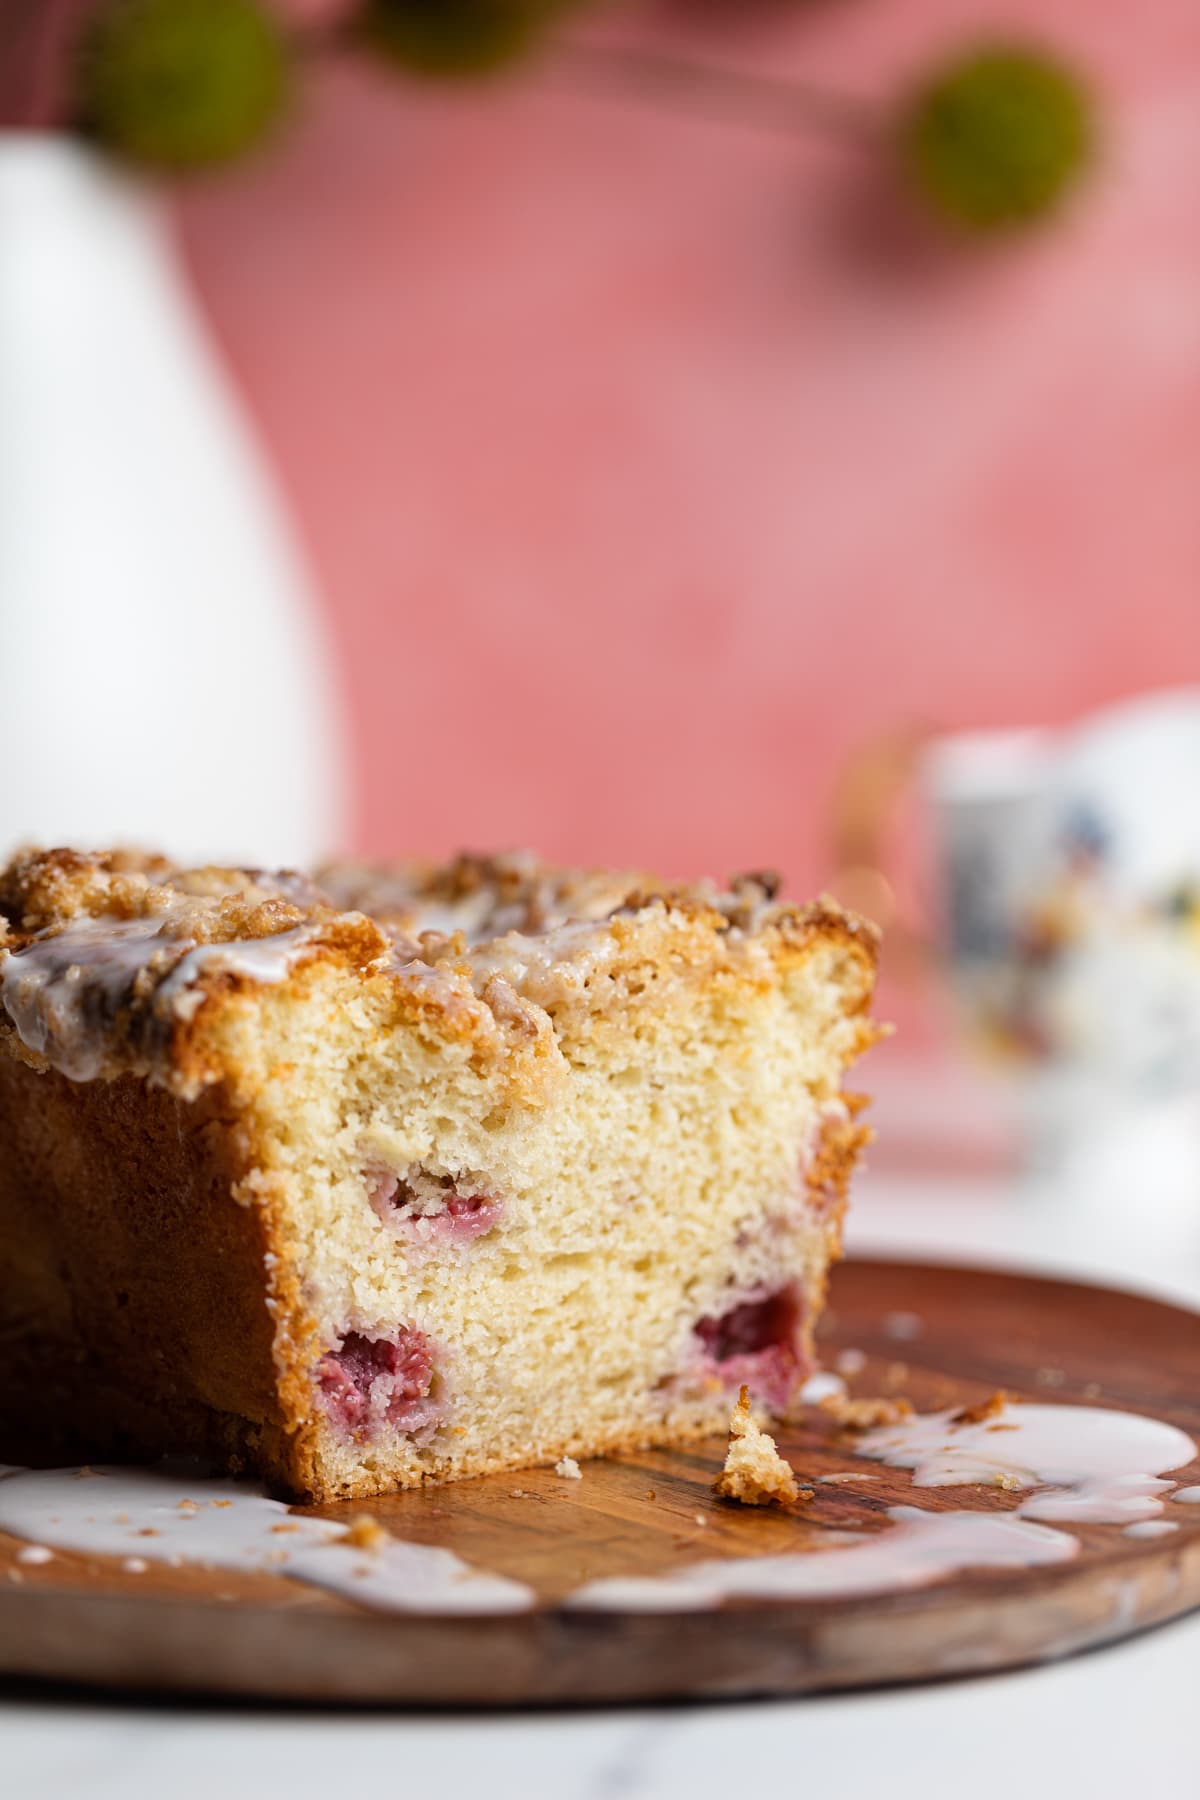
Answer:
xmin=0 ymin=136 xmax=347 ymax=869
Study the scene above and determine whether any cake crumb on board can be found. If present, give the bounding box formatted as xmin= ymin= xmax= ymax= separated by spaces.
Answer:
xmin=950 ymin=1391 xmax=1011 ymax=1427
xmin=714 ymin=1386 xmax=811 ymax=1508
xmin=341 ymin=1514 xmax=389 ymax=1552
xmin=554 ymin=1457 xmax=582 ymax=1481
xmin=821 ymin=1393 xmax=914 ymax=1431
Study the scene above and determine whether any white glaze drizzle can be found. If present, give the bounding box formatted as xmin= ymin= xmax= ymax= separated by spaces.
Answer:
xmin=798 ymin=1371 xmax=847 ymax=1405
xmin=156 ymin=927 xmax=323 ymax=1021
xmin=384 ymin=953 xmax=490 ymax=1020
xmin=465 ymin=919 xmax=619 ymax=1004
xmin=1 ymin=860 xmax=799 ymax=1080
xmin=855 ymin=1402 xmax=1196 ymax=1525
xmin=0 ymin=1466 xmax=532 ymax=1615
xmin=3 ymin=1406 xmax=1193 ymax=1618
xmin=883 ymin=1312 xmax=924 ymax=1342
xmin=1171 ymin=1485 xmax=1200 ymax=1504
xmin=568 ymin=1506 xmax=1078 ymax=1612
xmin=1020 ymin=1476 xmax=1177 ymax=1525
xmin=0 ymin=915 xmax=320 ymax=1080
xmin=1 ymin=918 xmax=169 ymax=1079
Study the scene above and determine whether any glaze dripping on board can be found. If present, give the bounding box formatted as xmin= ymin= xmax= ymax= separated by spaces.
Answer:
xmin=568 ymin=1506 xmax=1078 ymax=1611
xmin=0 ymin=1466 xmax=533 ymax=1615
xmin=855 ymin=1402 xmax=1195 ymax=1525
xmin=2 ymin=1399 xmax=1193 ymax=1616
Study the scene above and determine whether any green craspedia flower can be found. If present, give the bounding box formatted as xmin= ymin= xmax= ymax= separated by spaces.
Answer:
xmin=79 ymin=0 xmax=292 ymax=170
xmin=361 ymin=0 xmax=577 ymax=79
xmin=898 ymin=43 xmax=1095 ymax=232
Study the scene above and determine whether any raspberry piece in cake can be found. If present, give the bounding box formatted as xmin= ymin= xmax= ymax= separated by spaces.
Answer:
xmin=316 ymin=1328 xmax=441 ymax=1437
xmin=0 ymin=847 xmax=881 ymax=1501
xmin=367 ymin=1167 xmax=503 ymax=1246
xmin=691 ymin=1287 xmax=804 ymax=1413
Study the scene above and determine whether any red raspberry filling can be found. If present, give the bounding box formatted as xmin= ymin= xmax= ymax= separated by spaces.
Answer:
xmin=316 ymin=1327 xmax=442 ymax=1439
xmin=368 ymin=1170 xmax=502 ymax=1244
xmin=692 ymin=1285 xmax=805 ymax=1412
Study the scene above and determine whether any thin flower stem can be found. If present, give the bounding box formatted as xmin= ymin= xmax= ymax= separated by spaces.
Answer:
xmin=547 ymin=38 xmax=882 ymax=149
xmin=1 ymin=7 xmax=881 ymax=149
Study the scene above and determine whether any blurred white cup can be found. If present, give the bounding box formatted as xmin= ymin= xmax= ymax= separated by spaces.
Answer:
xmin=837 ymin=689 xmax=1200 ymax=1202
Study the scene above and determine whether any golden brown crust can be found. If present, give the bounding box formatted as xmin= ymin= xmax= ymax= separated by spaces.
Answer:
xmin=1 ymin=848 xmax=879 ymax=951
xmin=792 ymin=1105 xmax=874 ymax=1361
xmin=0 ymin=1059 xmax=292 ymax=1470
xmin=0 ymin=845 xmax=174 ymax=929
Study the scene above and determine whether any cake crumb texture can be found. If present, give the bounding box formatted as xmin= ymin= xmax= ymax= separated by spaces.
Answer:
xmin=715 ymin=1385 xmax=806 ymax=1507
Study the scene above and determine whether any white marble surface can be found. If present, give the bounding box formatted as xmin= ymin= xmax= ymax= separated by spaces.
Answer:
xmin=5 ymin=1068 xmax=1199 ymax=1799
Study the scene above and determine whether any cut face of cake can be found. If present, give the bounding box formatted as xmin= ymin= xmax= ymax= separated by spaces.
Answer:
xmin=0 ymin=848 xmax=881 ymax=1502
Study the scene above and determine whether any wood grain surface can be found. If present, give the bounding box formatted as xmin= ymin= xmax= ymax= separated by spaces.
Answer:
xmin=2 ymin=1258 xmax=1198 ymax=1706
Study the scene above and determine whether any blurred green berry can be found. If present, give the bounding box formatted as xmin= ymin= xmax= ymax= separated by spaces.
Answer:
xmin=79 ymin=0 xmax=291 ymax=170
xmin=898 ymin=43 xmax=1095 ymax=232
xmin=361 ymin=0 xmax=577 ymax=79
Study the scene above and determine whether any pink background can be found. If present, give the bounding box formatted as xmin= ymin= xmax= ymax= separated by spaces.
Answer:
xmin=176 ymin=0 xmax=1200 ymax=902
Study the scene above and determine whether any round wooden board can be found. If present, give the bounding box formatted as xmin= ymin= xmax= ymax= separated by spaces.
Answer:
xmin=2 ymin=1258 xmax=1199 ymax=1706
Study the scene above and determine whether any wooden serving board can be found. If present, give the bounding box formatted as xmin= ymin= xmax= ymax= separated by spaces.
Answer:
xmin=2 ymin=1259 xmax=1199 ymax=1706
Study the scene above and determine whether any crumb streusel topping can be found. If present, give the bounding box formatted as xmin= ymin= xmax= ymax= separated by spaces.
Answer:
xmin=0 ymin=846 xmax=875 ymax=1093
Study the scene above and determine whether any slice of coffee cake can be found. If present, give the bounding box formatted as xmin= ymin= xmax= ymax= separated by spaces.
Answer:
xmin=0 ymin=848 xmax=881 ymax=1502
